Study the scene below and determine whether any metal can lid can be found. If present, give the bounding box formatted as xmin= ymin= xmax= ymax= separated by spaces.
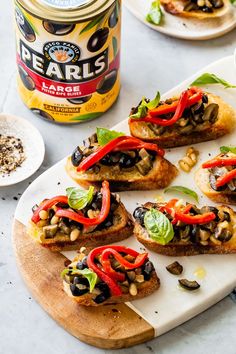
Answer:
xmin=38 ymin=0 xmax=93 ymax=10
xmin=16 ymin=0 xmax=115 ymax=22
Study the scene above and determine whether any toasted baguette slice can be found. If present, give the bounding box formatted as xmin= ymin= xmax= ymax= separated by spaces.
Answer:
xmin=66 ymin=155 xmax=178 ymax=191
xmin=134 ymin=202 xmax=236 ymax=256
xmin=195 ymin=165 xmax=236 ymax=205
xmin=160 ymin=0 xmax=230 ymax=19
xmin=28 ymin=203 xmax=133 ymax=252
xmin=62 ymin=247 xmax=160 ymax=306
xmin=129 ymin=93 xmax=236 ymax=148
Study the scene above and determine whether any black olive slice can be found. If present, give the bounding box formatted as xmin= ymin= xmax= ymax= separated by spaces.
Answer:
xmin=43 ymin=21 xmax=75 ymax=35
xmin=97 ymin=69 xmax=118 ymax=94
xmin=71 ymin=146 xmax=83 ymax=166
xmin=67 ymin=95 xmax=92 ymax=105
xmin=133 ymin=207 xmax=148 ymax=226
xmin=18 ymin=65 xmax=35 ymax=91
xmin=178 ymin=279 xmax=200 ymax=291
xmin=108 ymin=6 xmax=118 ymax=28
xmin=166 ymin=261 xmax=183 ymax=275
xmin=87 ymin=28 xmax=109 ymax=52
xmin=31 ymin=108 xmax=54 ymax=121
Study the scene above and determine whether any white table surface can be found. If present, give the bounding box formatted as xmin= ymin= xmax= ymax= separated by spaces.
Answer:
xmin=1 ymin=1 xmax=236 ymax=353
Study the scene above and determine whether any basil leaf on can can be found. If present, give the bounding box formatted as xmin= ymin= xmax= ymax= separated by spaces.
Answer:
xmin=66 ymin=186 xmax=94 ymax=210
xmin=191 ymin=73 xmax=236 ymax=89
xmin=96 ymin=127 xmax=124 ymax=146
xmin=144 ymin=208 xmax=174 ymax=245
xmin=164 ymin=186 xmax=199 ymax=202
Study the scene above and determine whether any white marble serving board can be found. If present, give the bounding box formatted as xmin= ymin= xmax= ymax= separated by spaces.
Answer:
xmin=124 ymin=0 xmax=236 ymax=40
xmin=15 ymin=55 xmax=236 ymax=336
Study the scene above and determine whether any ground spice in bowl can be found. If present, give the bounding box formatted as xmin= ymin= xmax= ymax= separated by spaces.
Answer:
xmin=0 ymin=134 xmax=25 ymax=176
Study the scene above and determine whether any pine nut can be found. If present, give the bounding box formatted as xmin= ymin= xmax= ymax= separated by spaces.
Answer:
xmin=182 ymin=156 xmax=195 ymax=167
xmin=179 ymin=160 xmax=191 ymax=173
xmin=51 ymin=216 xmax=59 ymax=225
xmin=87 ymin=209 xmax=100 ymax=219
xmin=37 ymin=220 xmax=47 ymax=227
xmin=129 ymin=283 xmax=138 ymax=296
xmin=39 ymin=210 xmax=48 ymax=220
xmin=70 ymin=229 xmax=80 ymax=242
xmin=210 ymin=236 xmax=222 ymax=245
xmin=135 ymin=274 xmax=144 ymax=283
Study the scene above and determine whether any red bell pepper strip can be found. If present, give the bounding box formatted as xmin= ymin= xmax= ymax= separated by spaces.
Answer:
xmin=149 ymin=87 xmax=203 ymax=117
xmin=215 ymin=168 xmax=236 ymax=187
xmin=133 ymin=89 xmax=189 ymax=127
xmin=87 ymin=245 xmax=148 ymax=296
xmin=55 ymin=181 xmax=110 ymax=226
xmin=31 ymin=196 xmax=68 ymax=223
xmin=101 ymin=248 xmax=148 ymax=271
xmin=174 ymin=210 xmax=216 ymax=224
xmin=76 ymin=136 xmax=165 ymax=172
xmin=202 ymin=158 xmax=236 ymax=169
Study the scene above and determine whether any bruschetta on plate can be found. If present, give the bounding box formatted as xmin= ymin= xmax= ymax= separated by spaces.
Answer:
xmin=133 ymin=199 xmax=236 ymax=256
xmin=66 ymin=128 xmax=178 ymax=191
xmin=129 ymin=87 xmax=236 ymax=148
xmin=61 ymin=245 xmax=160 ymax=306
xmin=27 ymin=181 xmax=133 ymax=251
xmin=160 ymin=0 xmax=230 ymax=19
xmin=195 ymin=148 xmax=236 ymax=204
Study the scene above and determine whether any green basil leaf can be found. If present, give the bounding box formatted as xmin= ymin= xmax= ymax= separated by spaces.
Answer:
xmin=66 ymin=186 xmax=94 ymax=210
xmin=146 ymin=0 xmax=163 ymax=25
xmin=79 ymin=14 xmax=104 ymax=34
xmin=61 ymin=268 xmax=97 ymax=292
xmin=191 ymin=73 xmax=236 ymax=89
xmin=130 ymin=103 xmax=148 ymax=119
xmin=144 ymin=208 xmax=174 ymax=245
xmin=164 ymin=186 xmax=199 ymax=202
xmin=70 ymin=112 xmax=103 ymax=121
xmin=146 ymin=91 xmax=160 ymax=109
xmin=220 ymin=146 xmax=236 ymax=154
xmin=230 ymin=0 xmax=236 ymax=5
xmin=112 ymin=36 xmax=118 ymax=58
xmin=96 ymin=127 xmax=124 ymax=146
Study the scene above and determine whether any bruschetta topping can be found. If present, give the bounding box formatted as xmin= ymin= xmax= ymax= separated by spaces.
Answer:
xmin=72 ymin=131 xmax=165 ymax=176
xmin=134 ymin=201 xmax=235 ymax=245
xmin=30 ymin=182 xmax=123 ymax=239
xmin=202 ymin=153 xmax=236 ymax=191
xmin=162 ymin=0 xmax=223 ymax=15
xmin=129 ymin=87 xmax=219 ymax=136
xmin=61 ymin=246 xmax=154 ymax=304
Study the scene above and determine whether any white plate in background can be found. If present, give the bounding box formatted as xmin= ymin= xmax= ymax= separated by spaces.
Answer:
xmin=124 ymin=0 xmax=236 ymax=40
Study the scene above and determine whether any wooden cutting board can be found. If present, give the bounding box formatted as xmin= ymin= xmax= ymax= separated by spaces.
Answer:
xmin=12 ymin=219 xmax=154 ymax=349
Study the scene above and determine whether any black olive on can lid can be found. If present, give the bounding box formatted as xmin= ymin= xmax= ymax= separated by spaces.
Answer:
xmin=31 ymin=108 xmax=55 ymax=121
xmin=133 ymin=207 xmax=148 ymax=226
xmin=71 ymin=146 xmax=83 ymax=166
xmin=108 ymin=6 xmax=118 ymax=28
xmin=97 ymin=69 xmax=117 ymax=94
xmin=15 ymin=8 xmax=36 ymax=42
xmin=43 ymin=21 xmax=75 ymax=35
xmin=67 ymin=95 xmax=92 ymax=105
xmin=87 ymin=27 xmax=109 ymax=52
xmin=18 ymin=65 xmax=35 ymax=91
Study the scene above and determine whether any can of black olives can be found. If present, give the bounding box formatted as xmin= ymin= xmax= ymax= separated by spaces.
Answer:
xmin=14 ymin=0 xmax=121 ymax=123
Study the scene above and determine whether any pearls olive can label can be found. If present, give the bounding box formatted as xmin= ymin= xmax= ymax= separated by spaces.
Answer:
xmin=14 ymin=0 xmax=121 ymax=123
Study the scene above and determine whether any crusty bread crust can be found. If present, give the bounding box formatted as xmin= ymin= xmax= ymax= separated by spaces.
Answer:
xmin=134 ymin=203 xmax=236 ymax=256
xmin=195 ymin=167 xmax=236 ymax=205
xmin=63 ymin=271 xmax=160 ymax=306
xmin=160 ymin=0 xmax=230 ymax=19
xmin=27 ymin=204 xmax=133 ymax=252
xmin=66 ymin=155 xmax=178 ymax=191
xmin=129 ymin=93 xmax=236 ymax=148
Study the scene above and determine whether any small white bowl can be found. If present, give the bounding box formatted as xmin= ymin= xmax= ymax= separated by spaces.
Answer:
xmin=0 ymin=113 xmax=45 ymax=186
